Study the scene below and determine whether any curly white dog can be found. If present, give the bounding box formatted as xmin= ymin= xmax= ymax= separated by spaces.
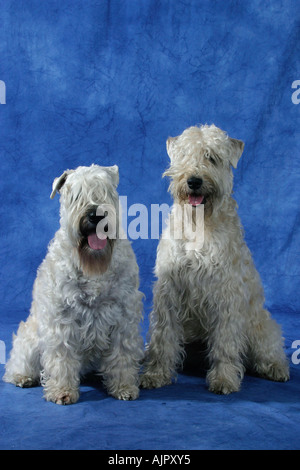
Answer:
xmin=141 ymin=124 xmax=289 ymax=394
xmin=4 ymin=164 xmax=144 ymax=404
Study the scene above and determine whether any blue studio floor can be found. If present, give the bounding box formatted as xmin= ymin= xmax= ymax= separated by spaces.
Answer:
xmin=1 ymin=312 xmax=299 ymax=450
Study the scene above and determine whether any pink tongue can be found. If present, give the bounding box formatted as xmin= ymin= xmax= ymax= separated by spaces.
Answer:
xmin=188 ymin=195 xmax=204 ymax=206
xmin=87 ymin=233 xmax=107 ymax=250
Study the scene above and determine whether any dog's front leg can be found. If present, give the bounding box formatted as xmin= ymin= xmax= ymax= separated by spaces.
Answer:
xmin=99 ymin=319 xmax=144 ymax=401
xmin=40 ymin=337 xmax=81 ymax=405
xmin=140 ymin=277 xmax=184 ymax=389
xmin=206 ymin=303 xmax=246 ymax=395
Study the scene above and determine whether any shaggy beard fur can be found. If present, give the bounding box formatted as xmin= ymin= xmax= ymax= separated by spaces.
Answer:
xmin=78 ymin=237 xmax=114 ymax=276
xmin=77 ymin=208 xmax=115 ymax=276
xmin=169 ymin=174 xmax=219 ymax=220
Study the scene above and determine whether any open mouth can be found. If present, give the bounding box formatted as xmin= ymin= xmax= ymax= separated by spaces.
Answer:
xmin=79 ymin=209 xmax=109 ymax=251
xmin=87 ymin=232 xmax=107 ymax=250
xmin=188 ymin=194 xmax=206 ymax=206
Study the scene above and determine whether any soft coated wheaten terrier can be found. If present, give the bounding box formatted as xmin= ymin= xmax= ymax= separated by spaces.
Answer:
xmin=141 ymin=124 xmax=289 ymax=394
xmin=4 ymin=164 xmax=144 ymax=404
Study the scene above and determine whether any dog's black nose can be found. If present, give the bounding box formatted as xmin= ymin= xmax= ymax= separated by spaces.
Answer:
xmin=187 ymin=177 xmax=203 ymax=190
xmin=88 ymin=211 xmax=106 ymax=226
xmin=88 ymin=211 xmax=98 ymax=225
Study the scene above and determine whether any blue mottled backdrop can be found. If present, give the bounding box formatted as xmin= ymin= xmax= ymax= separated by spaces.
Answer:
xmin=0 ymin=0 xmax=299 ymax=450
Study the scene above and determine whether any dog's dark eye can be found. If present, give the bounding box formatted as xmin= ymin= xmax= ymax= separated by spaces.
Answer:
xmin=209 ymin=155 xmax=217 ymax=166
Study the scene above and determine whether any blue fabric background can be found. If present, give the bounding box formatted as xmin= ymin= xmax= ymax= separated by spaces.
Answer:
xmin=0 ymin=0 xmax=299 ymax=450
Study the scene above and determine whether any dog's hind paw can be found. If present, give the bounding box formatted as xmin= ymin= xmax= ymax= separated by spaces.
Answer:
xmin=256 ymin=360 xmax=290 ymax=383
xmin=4 ymin=374 xmax=38 ymax=388
xmin=140 ymin=372 xmax=172 ymax=389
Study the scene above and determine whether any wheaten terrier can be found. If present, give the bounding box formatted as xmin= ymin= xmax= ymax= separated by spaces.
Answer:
xmin=141 ymin=124 xmax=289 ymax=394
xmin=4 ymin=164 xmax=144 ymax=404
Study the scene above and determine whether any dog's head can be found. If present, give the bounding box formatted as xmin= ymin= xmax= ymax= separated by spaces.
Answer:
xmin=164 ymin=124 xmax=244 ymax=217
xmin=51 ymin=164 xmax=119 ymax=276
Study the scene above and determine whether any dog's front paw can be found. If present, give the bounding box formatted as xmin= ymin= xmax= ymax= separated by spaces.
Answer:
xmin=208 ymin=379 xmax=240 ymax=395
xmin=140 ymin=372 xmax=172 ymax=389
xmin=112 ymin=385 xmax=140 ymax=401
xmin=44 ymin=388 xmax=79 ymax=405
xmin=207 ymin=366 xmax=241 ymax=395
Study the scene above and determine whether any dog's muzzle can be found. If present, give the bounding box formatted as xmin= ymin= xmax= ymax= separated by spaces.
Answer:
xmin=79 ymin=209 xmax=108 ymax=250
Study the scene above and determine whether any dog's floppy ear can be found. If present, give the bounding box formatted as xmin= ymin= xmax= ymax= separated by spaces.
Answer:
xmin=104 ymin=165 xmax=119 ymax=188
xmin=50 ymin=170 xmax=72 ymax=199
xmin=166 ymin=136 xmax=178 ymax=161
xmin=229 ymin=138 xmax=244 ymax=169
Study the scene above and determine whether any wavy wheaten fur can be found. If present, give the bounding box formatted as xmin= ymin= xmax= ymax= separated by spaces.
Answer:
xmin=141 ymin=124 xmax=289 ymax=394
xmin=4 ymin=164 xmax=144 ymax=404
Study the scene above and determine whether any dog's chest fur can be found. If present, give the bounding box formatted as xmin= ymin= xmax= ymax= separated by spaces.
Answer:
xmin=158 ymin=211 xmax=245 ymax=341
xmin=63 ymin=275 xmax=111 ymax=308
xmin=49 ymin=275 xmax=111 ymax=354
